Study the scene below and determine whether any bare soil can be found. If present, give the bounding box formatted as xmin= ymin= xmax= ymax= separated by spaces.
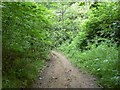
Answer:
xmin=32 ymin=50 xmax=101 ymax=88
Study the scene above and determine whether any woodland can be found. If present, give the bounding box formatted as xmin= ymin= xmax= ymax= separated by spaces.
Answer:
xmin=2 ymin=1 xmax=120 ymax=88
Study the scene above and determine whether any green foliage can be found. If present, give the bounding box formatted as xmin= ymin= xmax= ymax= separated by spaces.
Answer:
xmin=48 ymin=2 xmax=90 ymax=47
xmin=58 ymin=2 xmax=120 ymax=88
xmin=77 ymin=2 xmax=120 ymax=51
xmin=3 ymin=58 xmax=45 ymax=88
xmin=59 ymin=41 xmax=119 ymax=88
xmin=2 ymin=2 xmax=52 ymax=88
xmin=2 ymin=1 xmax=120 ymax=88
xmin=2 ymin=2 xmax=52 ymax=55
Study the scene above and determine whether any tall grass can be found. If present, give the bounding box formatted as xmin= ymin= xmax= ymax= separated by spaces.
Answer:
xmin=2 ymin=58 xmax=45 ymax=88
xmin=58 ymin=42 xmax=119 ymax=88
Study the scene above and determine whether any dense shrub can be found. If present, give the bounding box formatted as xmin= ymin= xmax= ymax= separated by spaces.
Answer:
xmin=2 ymin=2 xmax=52 ymax=88
xmin=77 ymin=2 xmax=120 ymax=51
xmin=58 ymin=2 xmax=119 ymax=88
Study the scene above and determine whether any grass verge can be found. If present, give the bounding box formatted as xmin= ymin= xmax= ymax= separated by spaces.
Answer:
xmin=2 ymin=57 xmax=45 ymax=88
xmin=58 ymin=42 xmax=119 ymax=88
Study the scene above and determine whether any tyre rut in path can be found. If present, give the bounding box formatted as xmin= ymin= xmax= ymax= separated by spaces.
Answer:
xmin=32 ymin=50 xmax=101 ymax=88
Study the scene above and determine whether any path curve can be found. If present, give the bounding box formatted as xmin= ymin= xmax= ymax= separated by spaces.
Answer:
xmin=32 ymin=50 xmax=101 ymax=88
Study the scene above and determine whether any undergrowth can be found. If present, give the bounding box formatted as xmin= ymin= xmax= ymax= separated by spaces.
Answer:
xmin=2 ymin=58 xmax=45 ymax=88
xmin=58 ymin=41 xmax=119 ymax=88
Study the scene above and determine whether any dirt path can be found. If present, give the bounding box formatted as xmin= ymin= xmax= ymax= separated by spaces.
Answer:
xmin=32 ymin=50 xmax=101 ymax=88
